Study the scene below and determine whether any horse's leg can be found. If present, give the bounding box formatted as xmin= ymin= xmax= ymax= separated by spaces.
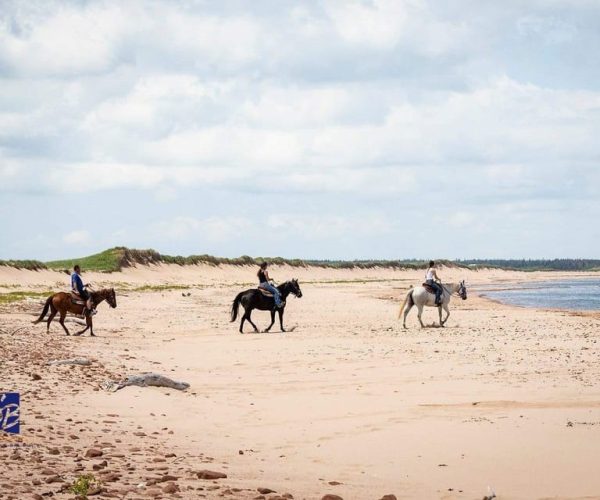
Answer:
xmin=244 ymin=308 xmax=259 ymax=333
xmin=278 ymin=308 xmax=285 ymax=332
xmin=239 ymin=307 xmax=246 ymax=333
xmin=264 ymin=310 xmax=276 ymax=332
xmin=58 ymin=311 xmax=70 ymax=336
xmin=442 ymin=303 xmax=450 ymax=326
xmin=417 ymin=304 xmax=425 ymax=328
xmin=438 ymin=306 xmax=444 ymax=327
xmin=46 ymin=304 xmax=58 ymax=333
xmin=74 ymin=315 xmax=91 ymax=336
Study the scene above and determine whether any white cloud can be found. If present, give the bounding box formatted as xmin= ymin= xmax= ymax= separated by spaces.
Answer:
xmin=517 ymin=16 xmax=578 ymax=44
xmin=63 ymin=230 xmax=91 ymax=245
xmin=154 ymin=216 xmax=250 ymax=242
xmin=447 ymin=211 xmax=475 ymax=228
xmin=266 ymin=213 xmax=392 ymax=239
xmin=325 ymin=0 xmax=467 ymax=54
xmin=325 ymin=0 xmax=409 ymax=49
xmin=1 ymin=1 xmax=600 ymax=259
xmin=0 ymin=4 xmax=127 ymax=76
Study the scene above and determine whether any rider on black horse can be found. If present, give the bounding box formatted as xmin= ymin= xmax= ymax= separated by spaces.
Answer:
xmin=71 ymin=265 xmax=96 ymax=316
xmin=257 ymin=262 xmax=283 ymax=308
xmin=425 ymin=260 xmax=443 ymax=306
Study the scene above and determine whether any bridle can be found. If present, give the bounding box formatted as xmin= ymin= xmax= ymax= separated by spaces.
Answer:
xmin=441 ymin=282 xmax=467 ymax=300
xmin=94 ymin=288 xmax=117 ymax=308
xmin=290 ymin=280 xmax=302 ymax=297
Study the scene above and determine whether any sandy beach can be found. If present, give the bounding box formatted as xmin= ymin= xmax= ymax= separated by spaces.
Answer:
xmin=1 ymin=264 xmax=600 ymax=500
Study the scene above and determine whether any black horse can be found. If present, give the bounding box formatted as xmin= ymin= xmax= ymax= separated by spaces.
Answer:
xmin=231 ymin=279 xmax=303 ymax=333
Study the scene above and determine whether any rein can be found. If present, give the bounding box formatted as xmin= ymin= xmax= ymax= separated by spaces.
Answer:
xmin=441 ymin=283 xmax=461 ymax=297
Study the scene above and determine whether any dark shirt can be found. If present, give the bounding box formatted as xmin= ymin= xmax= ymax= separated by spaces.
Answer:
xmin=258 ymin=269 xmax=267 ymax=284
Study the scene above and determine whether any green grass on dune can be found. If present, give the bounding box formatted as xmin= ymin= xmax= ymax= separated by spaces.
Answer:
xmin=46 ymin=248 xmax=124 ymax=272
xmin=0 ymin=259 xmax=47 ymax=271
xmin=2 ymin=246 xmax=599 ymax=273
xmin=42 ymin=247 xmax=453 ymax=272
xmin=0 ymin=290 xmax=53 ymax=305
xmin=45 ymin=247 xmax=162 ymax=273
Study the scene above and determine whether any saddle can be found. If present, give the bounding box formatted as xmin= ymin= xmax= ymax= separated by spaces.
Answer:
xmin=257 ymin=287 xmax=286 ymax=307
xmin=70 ymin=292 xmax=86 ymax=305
xmin=422 ymin=283 xmax=437 ymax=294
xmin=258 ymin=287 xmax=274 ymax=298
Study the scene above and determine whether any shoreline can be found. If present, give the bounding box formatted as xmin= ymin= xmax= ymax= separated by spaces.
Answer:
xmin=477 ymin=292 xmax=600 ymax=317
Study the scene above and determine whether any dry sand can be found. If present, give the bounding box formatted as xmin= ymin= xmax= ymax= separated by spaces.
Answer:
xmin=1 ymin=264 xmax=600 ymax=500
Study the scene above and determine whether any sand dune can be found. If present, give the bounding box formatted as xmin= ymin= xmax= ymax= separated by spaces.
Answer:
xmin=1 ymin=264 xmax=599 ymax=499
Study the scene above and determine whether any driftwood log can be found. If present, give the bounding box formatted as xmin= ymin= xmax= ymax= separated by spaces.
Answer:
xmin=101 ymin=373 xmax=190 ymax=392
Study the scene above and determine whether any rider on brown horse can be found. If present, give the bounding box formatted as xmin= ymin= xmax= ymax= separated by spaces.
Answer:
xmin=71 ymin=265 xmax=95 ymax=316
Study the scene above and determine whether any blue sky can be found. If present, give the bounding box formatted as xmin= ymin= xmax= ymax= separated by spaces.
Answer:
xmin=1 ymin=0 xmax=599 ymax=260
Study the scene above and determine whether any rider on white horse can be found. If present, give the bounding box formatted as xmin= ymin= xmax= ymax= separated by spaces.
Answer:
xmin=425 ymin=260 xmax=443 ymax=306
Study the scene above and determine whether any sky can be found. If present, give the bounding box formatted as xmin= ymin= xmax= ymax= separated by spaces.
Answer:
xmin=1 ymin=0 xmax=599 ymax=261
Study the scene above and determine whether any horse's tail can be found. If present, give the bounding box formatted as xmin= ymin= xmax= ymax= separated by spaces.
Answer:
xmin=32 ymin=295 xmax=53 ymax=324
xmin=230 ymin=291 xmax=244 ymax=322
xmin=398 ymin=289 xmax=414 ymax=319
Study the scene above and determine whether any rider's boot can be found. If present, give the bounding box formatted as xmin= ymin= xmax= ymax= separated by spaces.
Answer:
xmin=87 ymin=300 xmax=97 ymax=316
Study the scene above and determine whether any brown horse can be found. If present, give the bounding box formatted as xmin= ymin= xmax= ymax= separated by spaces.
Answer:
xmin=33 ymin=288 xmax=117 ymax=336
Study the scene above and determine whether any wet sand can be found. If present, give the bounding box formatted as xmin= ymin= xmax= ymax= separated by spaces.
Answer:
xmin=1 ymin=265 xmax=599 ymax=499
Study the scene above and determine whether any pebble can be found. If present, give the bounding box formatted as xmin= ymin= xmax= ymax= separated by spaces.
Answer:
xmin=160 ymin=475 xmax=179 ymax=482
xmin=196 ymin=470 xmax=227 ymax=480
xmin=162 ymin=482 xmax=179 ymax=493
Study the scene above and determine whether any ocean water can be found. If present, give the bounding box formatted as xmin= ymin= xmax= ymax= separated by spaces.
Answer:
xmin=478 ymin=279 xmax=600 ymax=311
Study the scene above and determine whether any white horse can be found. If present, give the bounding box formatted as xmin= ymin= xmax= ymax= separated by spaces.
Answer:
xmin=398 ymin=281 xmax=467 ymax=328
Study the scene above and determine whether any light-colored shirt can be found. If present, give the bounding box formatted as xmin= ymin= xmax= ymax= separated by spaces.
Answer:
xmin=426 ymin=268 xmax=435 ymax=281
